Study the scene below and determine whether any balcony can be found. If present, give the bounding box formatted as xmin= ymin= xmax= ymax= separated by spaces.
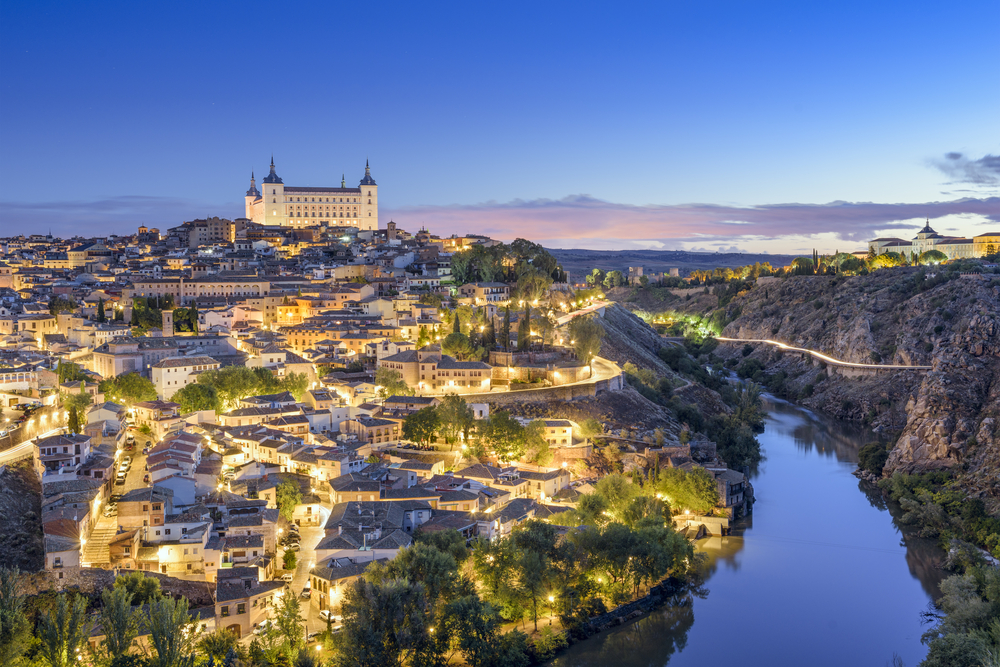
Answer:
xmin=220 ymin=562 xmax=233 ymax=568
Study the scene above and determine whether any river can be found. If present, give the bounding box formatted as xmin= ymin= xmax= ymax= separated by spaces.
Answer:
xmin=552 ymin=396 xmax=947 ymax=667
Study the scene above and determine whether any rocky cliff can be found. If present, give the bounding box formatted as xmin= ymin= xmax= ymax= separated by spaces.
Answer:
xmin=712 ymin=268 xmax=1000 ymax=496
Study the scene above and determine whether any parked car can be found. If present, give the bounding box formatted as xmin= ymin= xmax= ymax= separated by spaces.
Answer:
xmin=319 ymin=610 xmax=334 ymax=622
xmin=253 ymin=620 xmax=278 ymax=635
xmin=115 ymin=477 xmax=126 ymax=486
xmin=300 ymin=589 xmax=311 ymax=599
xmin=143 ymin=474 xmax=150 ymax=483
xmin=285 ymin=543 xmax=301 ymax=552
xmin=280 ymin=573 xmax=294 ymax=583
xmin=306 ymin=631 xmax=321 ymax=644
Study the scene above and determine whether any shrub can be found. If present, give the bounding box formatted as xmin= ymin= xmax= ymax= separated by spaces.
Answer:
xmin=533 ymin=627 xmax=569 ymax=661
xmin=741 ymin=344 xmax=753 ymax=357
xmin=924 ymin=342 xmax=934 ymax=353
xmin=858 ymin=442 xmax=889 ymax=476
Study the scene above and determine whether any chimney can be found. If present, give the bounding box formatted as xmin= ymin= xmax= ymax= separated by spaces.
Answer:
xmin=338 ymin=525 xmax=342 ymax=536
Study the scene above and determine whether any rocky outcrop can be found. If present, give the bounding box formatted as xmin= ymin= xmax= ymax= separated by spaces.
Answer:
xmin=711 ymin=268 xmax=1000 ymax=493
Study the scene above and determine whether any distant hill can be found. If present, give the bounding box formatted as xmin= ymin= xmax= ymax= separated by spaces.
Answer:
xmin=547 ymin=248 xmax=799 ymax=279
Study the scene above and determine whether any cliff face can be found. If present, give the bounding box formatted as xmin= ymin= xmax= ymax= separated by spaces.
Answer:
xmin=716 ymin=269 xmax=1000 ymax=490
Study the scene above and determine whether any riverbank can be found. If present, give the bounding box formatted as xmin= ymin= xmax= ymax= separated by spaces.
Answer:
xmin=550 ymin=396 xmax=947 ymax=667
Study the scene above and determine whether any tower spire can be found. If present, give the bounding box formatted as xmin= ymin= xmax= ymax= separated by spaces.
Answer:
xmin=341 ymin=173 xmax=346 ymax=188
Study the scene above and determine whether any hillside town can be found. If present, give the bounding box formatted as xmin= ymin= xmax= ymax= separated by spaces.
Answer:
xmin=0 ymin=185 xmax=753 ymax=655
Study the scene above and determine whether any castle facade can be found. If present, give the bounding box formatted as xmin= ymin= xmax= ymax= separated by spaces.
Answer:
xmin=244 ymin=158 xmax=378 ymax=231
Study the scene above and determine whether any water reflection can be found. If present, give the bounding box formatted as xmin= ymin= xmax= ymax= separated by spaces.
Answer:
xmin=763 ymin=396 xmax=874 ymax=463
xmin=550 ymin=396 xmax=947 ymax=667
xmin=551 ymin=593 xmax=696 ymax=667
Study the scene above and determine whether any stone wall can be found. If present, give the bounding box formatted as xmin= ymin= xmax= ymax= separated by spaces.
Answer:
xmin=584 ymin=577 xmax=684 ymax=634
xmin=21 ymin=567 xmax=215 ymax=607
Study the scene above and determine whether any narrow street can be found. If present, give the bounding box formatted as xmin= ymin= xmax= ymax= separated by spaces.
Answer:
xmin=83 ymin=434 xmax=153 ymax=565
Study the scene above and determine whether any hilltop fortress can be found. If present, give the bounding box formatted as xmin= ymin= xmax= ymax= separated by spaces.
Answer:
xmin=244 ymin=157 xmax=379 ymax=231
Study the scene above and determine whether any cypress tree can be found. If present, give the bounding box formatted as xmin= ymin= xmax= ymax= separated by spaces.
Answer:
xmin=190 ymin=303 xmax=199 ymax=333
xmin=517 ymin=304 xmax=531 ymax=351
xmin=68 ymin=406 xmax=80 ymax=434
xmin=501 ymin=307 xmax=511 ymax=352
xmin=97 ymin=298 xmax=106 ymax=323
xmin=453 ymin=311 xmax=461 ymax=334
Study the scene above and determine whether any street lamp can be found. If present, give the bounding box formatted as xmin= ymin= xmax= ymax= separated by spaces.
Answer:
xmin=548 ymin=595 xmax=555 ymax=625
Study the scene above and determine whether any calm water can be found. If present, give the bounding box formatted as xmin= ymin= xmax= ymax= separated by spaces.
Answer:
xmin=552 ymin=397 xmax=946 ymax=667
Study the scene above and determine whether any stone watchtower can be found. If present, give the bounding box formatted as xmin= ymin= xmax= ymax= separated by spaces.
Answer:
xmin=359 ymin=160 xmax=378 ymax=231
xmin=262 ymin=156 xmax=285 ymax=226
xmin=161 ymin=310 xmax=174 ymax=335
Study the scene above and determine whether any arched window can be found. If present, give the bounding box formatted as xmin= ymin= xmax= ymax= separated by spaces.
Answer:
xmin=368 ymin=199 xmax=371 ymax=204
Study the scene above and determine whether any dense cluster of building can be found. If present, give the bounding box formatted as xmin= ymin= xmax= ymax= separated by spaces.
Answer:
xmin=0 ymin=167 xmax=748 ymax=640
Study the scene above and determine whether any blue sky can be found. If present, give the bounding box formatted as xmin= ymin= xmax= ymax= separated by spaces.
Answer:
xmin=1 ymin=0 xmax=997 ymax=253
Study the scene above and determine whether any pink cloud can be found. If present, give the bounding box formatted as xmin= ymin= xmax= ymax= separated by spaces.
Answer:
xmin=384 ymin=195 xmax=1000 ymax=246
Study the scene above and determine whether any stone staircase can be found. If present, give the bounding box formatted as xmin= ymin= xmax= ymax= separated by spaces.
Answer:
xmin=82 ymin=524 xmax=117 ymax=567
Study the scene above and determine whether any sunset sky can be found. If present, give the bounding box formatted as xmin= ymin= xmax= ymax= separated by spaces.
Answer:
xmin=1 ymin=0 xmax=998 ymax=253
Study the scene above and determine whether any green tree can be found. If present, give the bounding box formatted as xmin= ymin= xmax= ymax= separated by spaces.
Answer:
xmin=533 ymin=313 xmax=555 ymax=348
xmin=37 ymin=594 xmax=93 ymax=667
xmin=172 ymin=383 xmax=220 ymax=414
xmin=442 ymin=595 xmax=530 ymax=667
xmin=578 ymin=418 xmax=603 ymax=439
xmin=918 ymin=249 xmax=949 ymax=265
xmin=585 ymin=269 xmax=605 ymax=287
xmin=114 ymin=571 xmax=162 ymax=606
xmin=283 ymin=549 xmax=297 ymax=571
xmin=272 ymin=590 xmax=305 ymax=659
xmin=403 ymin=407 xmax=440 ymax=446
xmin=276 ymin=480 xmax=303 ymax=522
xmin=436 ymin=394 xmax=474 ymax=446
xmin=145 ymin=596 xmax=196 ymax=667
xmin=99 ymin=585 xmax=140 ymax=660
xmin=97 ymin=298 xmax=106 ymax=323
xmin=99 ymin=373 xmax=157 ymax=407
xmin=523 ymin=420 xmax=553 ymax=467
xmin=63 ymin=391 xmax=93 ymax=415
xmin=603 ymin=270 xmax=625 ymax=289
xmin=0 ymin=568 xmax=31 ymax=667
xmin=375 ymin=367 xmax=413 ymax=398
xmin=516 ymin=304 xmax=531 ymax=352
xmin=442 ymin=332 xmax=476 ymax=361
xmin=196 ymin=628 xmax=240 ymax=663
xmin=373 ymin=542 xmax=459 ymax=607
xmin=654 ymin=467 xmax=720 ymax=515
xmin=67 ymin=405 xmax=80 ymax=435
xmin=568 ymin=315 xmax=605 ymax=365
xmin=195 ymin=366 xmax=262 ymax=411
xmin=501 ymin=307 xmax=511 ymax=352
xmin=479 ymin=410 xmax=526 ymax=463
xmin=280 ymin=372 xmax=309 ymax=401
xmin=413 ymin=529 xmax=470 ymax=564
xmin=329 ymin=578 xmax=431 ymax=667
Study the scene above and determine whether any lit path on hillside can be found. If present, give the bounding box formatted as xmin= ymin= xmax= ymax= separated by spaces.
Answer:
xmin=0 ymin=426 xmax=67 ymax=464
xmin=442 ymin=355 xmax=622 ymax=399
xmin=554 ymin=300 xmax=612 ymax=326
xmin=716 ymin=337 xmax=933 ymax=371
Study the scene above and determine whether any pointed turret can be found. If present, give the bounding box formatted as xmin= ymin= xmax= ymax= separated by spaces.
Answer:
xmin=263 ymin=157 xmax=283 ymax=184
xmin=246 ymin=171 xmax=260 ymax=198
xmin=359 ymin=159 xmax=376 ymax=186
xmin=341 ymin=174 xmax=346 ymax=188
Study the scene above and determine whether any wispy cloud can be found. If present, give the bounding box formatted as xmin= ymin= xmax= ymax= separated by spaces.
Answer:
xmin=932 ymin=152 xmax=1000 ymax=187
xmin=384 ymin=195 xmax=1000 ymax=249
xmin=0 ymin=196 xmax=241 ymax=237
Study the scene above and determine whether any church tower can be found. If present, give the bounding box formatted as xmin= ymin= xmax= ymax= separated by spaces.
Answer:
xmin=359 ymin=160 xmax=378 ymax=231
xmin=244 ymin=172 xmax=262 ymax=221
xmin=262 ymin=156 xmax=285 ymax=227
